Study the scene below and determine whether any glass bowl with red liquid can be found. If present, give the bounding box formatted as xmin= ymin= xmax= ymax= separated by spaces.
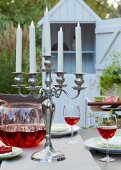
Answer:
xmin=0 ymin=101 xmax=46 ymax=148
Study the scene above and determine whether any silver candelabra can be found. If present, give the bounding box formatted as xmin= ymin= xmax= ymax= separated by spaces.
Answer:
xmin=12 ymin=55 xmax=86 ymax=162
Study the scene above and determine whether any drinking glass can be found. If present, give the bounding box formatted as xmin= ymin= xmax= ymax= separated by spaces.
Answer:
xmin=63 ymin=104 xmax=80 ymax=144
xmin=97 ymin=113 xmax=117 ymax=162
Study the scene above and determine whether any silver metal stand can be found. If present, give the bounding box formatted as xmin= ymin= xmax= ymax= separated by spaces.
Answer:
xmin=12 ymin=55 xmax=86 ymax=162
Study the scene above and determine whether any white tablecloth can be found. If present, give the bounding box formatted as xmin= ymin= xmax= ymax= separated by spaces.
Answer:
xmin=1 ymin=134 xmax=101 ymax=170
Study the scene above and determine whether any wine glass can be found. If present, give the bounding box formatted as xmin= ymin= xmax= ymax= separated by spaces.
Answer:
xmin=97 ymin=113 xmax=117 ymax=162
xmin=63 ymin=104 xmax=80 ymax=144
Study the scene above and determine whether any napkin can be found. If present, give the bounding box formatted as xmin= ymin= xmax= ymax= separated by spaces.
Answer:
xmin=95 ymin=136 xmax=121 ymax=148
xmin=51 ymin=123 xmax=70 ymax=132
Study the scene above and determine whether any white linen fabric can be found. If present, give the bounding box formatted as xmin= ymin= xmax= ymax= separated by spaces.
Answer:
xmin=0 ymin=135 xmax=100 ymax=170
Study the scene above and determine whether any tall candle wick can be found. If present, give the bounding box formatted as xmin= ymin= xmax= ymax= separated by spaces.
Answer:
xmin=46 ymin=6 xmax=48 ymax=12
xmin=44 ymin=6 xmax=51 ymax=56
xmin=75 ymin=22 xmax=82 ymax=73
xmin=60 ymin=27 xmax=62 ymax=31
xmin=16 ymin=23 xmax=22 ymax=73
xmin=58 ymin=26 xmax=63 ymax=72
xmin=29 ymin=20 xmax=36 ymax=73
xmin=77 ymin=22 xmax=80 ymax=27
xmin=31 ymin=21 xmax=34 ymax=26
xmin=18 ymin=23 xmax=20 ymax=29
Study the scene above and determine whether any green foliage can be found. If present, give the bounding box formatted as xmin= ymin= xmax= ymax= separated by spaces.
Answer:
xmin=0 ymin=23 xmax=42 ymax=94
xmin=0 ymin=0 xmax=59 ymax=26
xmin=99 ymin=52 xmax=121 ymax=94
xmin=85 ymin=0 xmax=119 ymax=19
xmin=0 ymin=23 xmax=15 ymax=93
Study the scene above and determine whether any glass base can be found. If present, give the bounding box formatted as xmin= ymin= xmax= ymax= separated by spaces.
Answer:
xmin=99 ymin=156 xmax=115 ymax=162
xmin=66 ymin=140 xmax=79 ymax=145
xmin=31 ymin=148 xmax=65 ymax=162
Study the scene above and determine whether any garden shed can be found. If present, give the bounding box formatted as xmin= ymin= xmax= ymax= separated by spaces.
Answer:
xmin=38 ymin=0 xmax=121 ymax=127
xmin=38 ymin=0 xmax=101 ymax=74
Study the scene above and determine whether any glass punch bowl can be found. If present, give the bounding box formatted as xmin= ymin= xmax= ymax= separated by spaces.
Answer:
xmin=0 ymin=101 xmax=46 ymax=148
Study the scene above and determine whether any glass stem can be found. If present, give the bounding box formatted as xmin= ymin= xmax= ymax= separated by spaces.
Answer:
xmin=71 ymin=126 xmax=74 ymax=141
xmin=106 ymin=139 xmax=110 ymax=162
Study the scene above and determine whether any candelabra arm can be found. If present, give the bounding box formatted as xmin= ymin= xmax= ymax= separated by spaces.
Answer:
xmin=18 ymin=88 xmax=33 ymax=98
xmin=71 ymin=90 xmax=81 ymax=99
xmin=54 ymin=72 xmax=86 ymax=99
xmin=39 ymin=88 xmax=46 ymax=97
xmin=12 ymin=72 xmax=41 ymax=98
xmin=51 ymin=87 xmax=62 ymax=98
xmin=54 ymin=88 xmax=80 ymax=99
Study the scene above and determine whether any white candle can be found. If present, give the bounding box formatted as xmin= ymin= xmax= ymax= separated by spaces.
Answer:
xmin=58 ymin=27 xmax=63 ymax=72
xmin=29 ymin=21 xmax=36 ymax=73
xmin=75 ymin=22 xmax=82 ymax=73
xmin=44 ymin=7 xmax=51 ymax=56
xmin=16 ymin=23 xmax=22 ymax=72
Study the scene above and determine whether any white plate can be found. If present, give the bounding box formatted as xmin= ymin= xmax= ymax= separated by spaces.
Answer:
xmin=84 ymin=136 xmax=121 ymax=154
xmin=101 ymin=105 xmax=121 ymax=111
xmin=0 ymin=147 xmax=23 ymax=160
xmin=51 ymin=123 xmax=80 ymax=137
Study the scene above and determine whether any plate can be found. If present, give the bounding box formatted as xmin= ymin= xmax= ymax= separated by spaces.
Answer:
xmin=101 ymin=105 xmax=121 ymax=111
xmin=84 ymin=136 xmax=121 ymax=154
xmin=51 ymin=123 xmax=80 ymax=137
xmin=0 ymin=147 xmax=23 ymax=160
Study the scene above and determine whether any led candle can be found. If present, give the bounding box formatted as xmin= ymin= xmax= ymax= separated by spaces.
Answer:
xmin=75 ymin=22 xmax=82 ymax=73
xmin=44 ymin=7 xmax=51 ymax=56
xmin=58 ymin=27 xmax=63 ymax=72
xmin=16 ymin=23 xmax=22 ymax=72
xmin=29 ymin=21 xmax=36 ymax=73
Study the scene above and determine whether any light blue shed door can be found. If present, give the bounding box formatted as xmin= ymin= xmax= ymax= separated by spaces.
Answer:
xmin=52 ymin=52 xmax=95 ymax=73
xmin=51 ymin=23 xmax=95 ymax=74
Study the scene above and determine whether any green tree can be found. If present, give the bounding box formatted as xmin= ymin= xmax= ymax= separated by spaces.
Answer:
xmin=85 ymin=0 xmax=117 ymax=19
xmin=0 ymin=0 xmax=59 ymax=26
xmin=0 ymin=0 xmax=58 ymax=94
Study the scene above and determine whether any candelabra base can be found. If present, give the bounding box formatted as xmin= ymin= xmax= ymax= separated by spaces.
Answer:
xmin=31 ymin=148 xmax=65 ymax=162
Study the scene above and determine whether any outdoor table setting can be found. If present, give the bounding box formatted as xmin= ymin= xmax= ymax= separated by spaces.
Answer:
xmin=0 ymin=124 xmax=101 ymax=170
xmin=0 ymin=99 xmax=100 ymax=170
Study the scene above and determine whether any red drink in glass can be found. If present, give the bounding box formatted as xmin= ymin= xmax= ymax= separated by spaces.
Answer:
xmin=64 ymin=117 xmax=80 ymax=126
xmin=98 ymin=126 xmax=117 ymax=140
xmin=0 ymin=124 xmax=46 ymax=147
xmin=63 ymin=105 xmax=80 ymax=145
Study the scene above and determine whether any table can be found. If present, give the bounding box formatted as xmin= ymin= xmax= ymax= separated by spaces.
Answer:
xmin=88 ymin=101 xmax=121 ymax=112
xmin=88 ymin=101 xmax=121 ymax=106
xmin=2 ymin=129 xmax=121 ymax=170
xmin=0 ymin=133 xmax=101 ymax=170
xmin=80 ymin=129 xmax=121 ymax=170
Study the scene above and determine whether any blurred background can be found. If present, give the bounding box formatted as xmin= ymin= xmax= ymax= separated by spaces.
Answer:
xmin=0 ymin=0 xmax=121 ymax=94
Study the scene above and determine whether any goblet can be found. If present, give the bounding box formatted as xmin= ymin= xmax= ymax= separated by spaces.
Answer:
xmin=97 ymin=113 xmax=117 ymax=162
xmin=63 ymin=104 xmax=80 ymax=144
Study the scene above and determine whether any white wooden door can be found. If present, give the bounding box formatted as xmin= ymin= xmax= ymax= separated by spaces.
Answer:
xmin=95 ymin=18 xmax=121 ymax=75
